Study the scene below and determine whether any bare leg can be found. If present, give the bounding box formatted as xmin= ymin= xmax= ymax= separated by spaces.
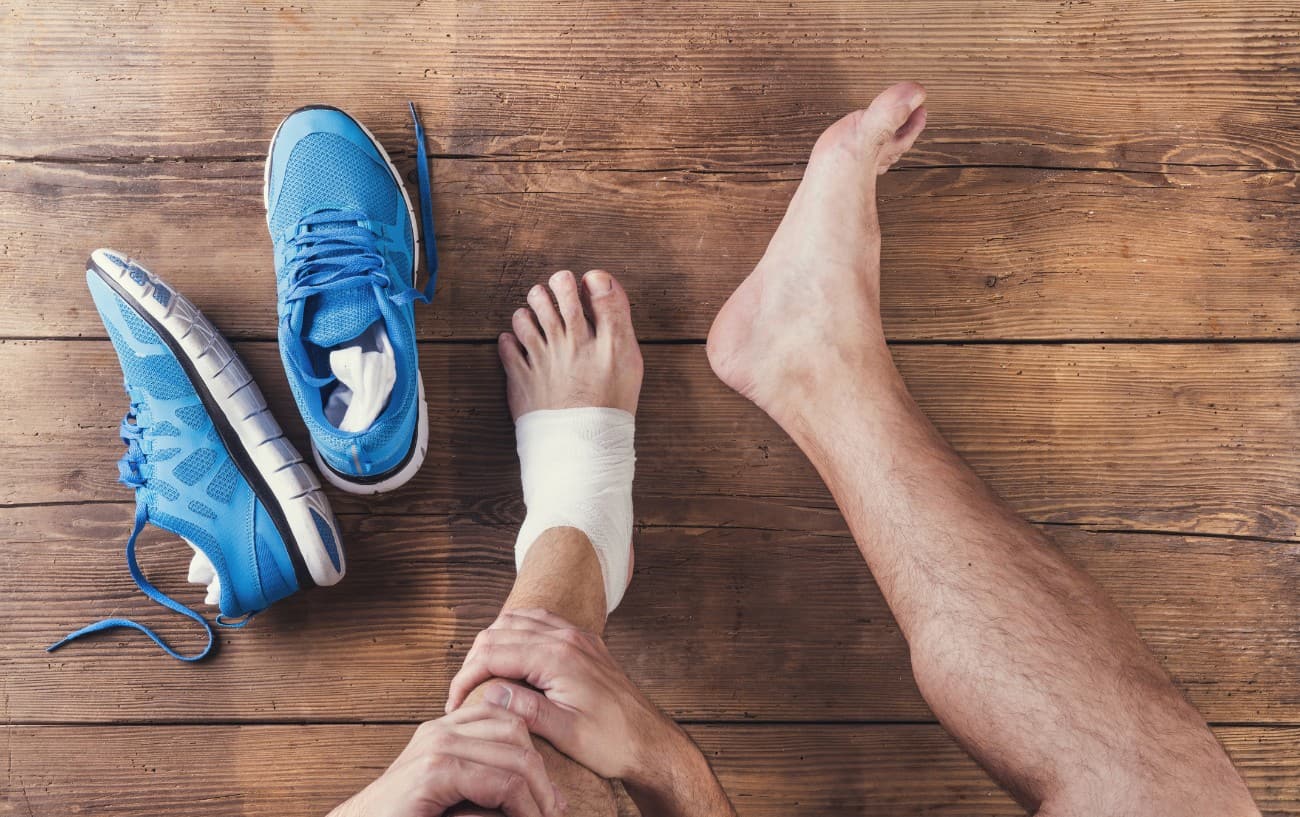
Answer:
xmin=708 ymin=83 xmax=1258 ymax=816
xmin=452 ymin=268 xmax=643 ymax=817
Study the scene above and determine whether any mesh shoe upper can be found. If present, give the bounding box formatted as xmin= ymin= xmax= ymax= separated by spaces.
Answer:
xmin=87 ymin=273 xmax=303 ymax=620
xmin=267 ymin=108 xmax=423 ymax=481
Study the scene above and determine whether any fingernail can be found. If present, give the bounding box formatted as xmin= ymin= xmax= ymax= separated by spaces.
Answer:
xmin=553 ymin=785 xmax=568 ymax=813
xmin=585 ymin=270 xmax=613 ymax=294
xmin=484 ymin=684 xmax=512 ymax=708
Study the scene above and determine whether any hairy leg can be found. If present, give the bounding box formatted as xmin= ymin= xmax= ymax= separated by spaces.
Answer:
xmin=708 ymin=82 xmax=1258 ymax=816
xmin=452 ymin=267 xmax=643 ymax=817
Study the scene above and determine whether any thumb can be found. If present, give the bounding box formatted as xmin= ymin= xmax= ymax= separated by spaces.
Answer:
xmin=483 ymin=682 xmax=577 ymax=751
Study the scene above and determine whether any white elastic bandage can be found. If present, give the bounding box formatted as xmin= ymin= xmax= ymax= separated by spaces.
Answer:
xmin=514 ymin=407 xmax=636 ymax=613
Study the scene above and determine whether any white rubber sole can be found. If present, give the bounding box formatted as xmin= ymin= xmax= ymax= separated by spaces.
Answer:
xmin=89 ymin=249 xmax=346 ymax=588
xmin=263 ymin=105 xmax=430 ymax=494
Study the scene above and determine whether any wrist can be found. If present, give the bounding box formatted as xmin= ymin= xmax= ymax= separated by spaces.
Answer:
xmin=622 ymin=710 xmax=687 ymax=790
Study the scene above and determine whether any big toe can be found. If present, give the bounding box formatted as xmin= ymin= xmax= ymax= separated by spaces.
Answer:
xmin=582 ymin=270 xmax=634 ymax=339
xmin=811 ymin=82 xmax=926 ymax=174
xmin=872 ymin=84 xmax=927 ymax=170
xmin=862 ymin=82 xmax=925 ymax=135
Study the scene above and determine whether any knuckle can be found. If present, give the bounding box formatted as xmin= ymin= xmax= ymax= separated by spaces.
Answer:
xmin=419 ymin=750 xmax=447 ymax=775
xmin=510 ymin=711 xmax=533 ymax=739
xmin=427 ymin=729 xmax=457 ymax=754
xmin=414 ymin=719 xmax=439 ymax=737
xmin=496 ymin=771 xmax=526 ymax=802
xmin=510 ymin=692 xmax=537 ymax=721
xmin=522 ymin=747 xmax=545 ymax=775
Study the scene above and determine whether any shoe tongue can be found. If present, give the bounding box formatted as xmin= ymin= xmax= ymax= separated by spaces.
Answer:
xmin=305 ymin=287 xmax=383 ymax=348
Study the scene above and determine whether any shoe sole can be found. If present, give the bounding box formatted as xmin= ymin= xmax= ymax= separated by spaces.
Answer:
xmin=88 ymin=249 xmax=346 ymax=588
xmin=263 ymin=105 xmax=430 ymax=495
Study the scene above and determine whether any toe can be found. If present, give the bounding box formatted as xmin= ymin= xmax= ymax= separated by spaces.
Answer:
xmin=527 ymin=283 xmax=563 ymax=340
xmin=582 ymin=270 xmax=634 ymax=340
xmin=877 ymin=105 xmax=926 ymax=174
xmin=497 ymin=331 xmax=529 ymax=374
xmin=549 ymin=269 xmax=591 ymax=339
xmin=511 ymin=307 xmax=545 ymax=356
xmin=862 ymin=81 xmax=926 ymax=146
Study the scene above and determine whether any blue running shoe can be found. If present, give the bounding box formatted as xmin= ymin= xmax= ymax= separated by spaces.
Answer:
xmin=265 ymin=105 xmax=434 ymax=494
xmin=49 ymin=250 xmax=346 ymax=661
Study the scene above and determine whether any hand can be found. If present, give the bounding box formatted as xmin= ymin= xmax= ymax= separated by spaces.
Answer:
xmin=444 ymin=608 xmax=681 ymax=787
xmin=328 ymin=703 xmax=566 ymax=817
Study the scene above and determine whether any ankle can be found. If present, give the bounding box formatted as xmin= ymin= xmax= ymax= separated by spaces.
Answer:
xmin=764 ymin=340 xmax=903 ymax=428
xmin=507 ymin=527 xmax=609 ymax=634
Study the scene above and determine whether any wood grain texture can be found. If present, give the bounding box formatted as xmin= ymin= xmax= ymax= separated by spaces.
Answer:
xmin=4 ymin=504 xmax=1296 ymax=723
xmin=2 ymin=341 xmax=1295 ymax=538
xmin=4 ymin=2 xmax=1300 ymax=171
xmin=4 ymin=724 xmax=1298 ymax=816
xmin=2 ymin=160 xmax=1297 ymax=341
xmin=4 ymin=1 xmax=1298 ymax=809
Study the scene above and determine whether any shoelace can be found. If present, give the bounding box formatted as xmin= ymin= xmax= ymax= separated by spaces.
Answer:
xmin=46 ymin=405 xmax=251 ymax=662
xmin=280 ymin=102 xmax=439 ymax=388
xmin=49 ymin=105 xmax=439 ymax=663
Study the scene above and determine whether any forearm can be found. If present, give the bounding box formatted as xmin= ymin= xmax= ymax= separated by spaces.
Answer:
xmin=623 ymin=721 xmax=735 ymax=817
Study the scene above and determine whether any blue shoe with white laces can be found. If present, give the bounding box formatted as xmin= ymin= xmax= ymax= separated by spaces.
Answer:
xmin=264 ymin=105 xmax=437 ymax=494
xmin=49 ymin=250 xmax=346 ymax=662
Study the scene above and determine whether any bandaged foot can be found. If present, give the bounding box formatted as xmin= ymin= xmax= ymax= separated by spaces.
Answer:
xmin=498 ymin=269 xmax=644 ymax=613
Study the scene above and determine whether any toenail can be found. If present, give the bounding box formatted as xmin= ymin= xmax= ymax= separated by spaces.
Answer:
xmin=586 ymin=270 xmax=613 ymax=293
xmin=550 ymin=270 xmax=571 ymax=286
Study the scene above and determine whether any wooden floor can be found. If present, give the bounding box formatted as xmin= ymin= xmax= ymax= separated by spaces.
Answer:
xmin=3 ymin=2 xmax=1299 ymax=814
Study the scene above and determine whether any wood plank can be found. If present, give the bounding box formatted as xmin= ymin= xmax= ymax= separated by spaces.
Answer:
xmin=4 ymin=504 xmax=1297 ymax=723
xmin=4 ymin=724 xmax=1297 ymax=816
xmin=2 ymin=341 xmax=1296 ymax=539
xmin=2 ymin=161 xmax=1298 ymax=341
xmin=5 ymin=2 xmax=1300 ymax=171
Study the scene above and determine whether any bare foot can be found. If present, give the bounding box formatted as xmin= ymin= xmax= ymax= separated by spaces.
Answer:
xmin=499 ymin=269 xmax=644 ymax=420
xmin=707 ymin=82 xmax=927 ymax=421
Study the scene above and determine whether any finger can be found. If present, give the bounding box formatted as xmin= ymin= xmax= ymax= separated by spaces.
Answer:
xmin=438 ymin=742 xmax=558 ymax=817
xmin=483 ymin=681 xmax=579 ymax=754
xmin=447 ymin=639 xmax=562 ymax=712
xmin=491 ymin=611 xmax=603 ymax=655
xmin=439 ymin=701 xmax=526 ymax=728
xmin=451 ymin=629 xmax=561 ymax=713
xmin=449 ymin=708 xmax=534 ymax=749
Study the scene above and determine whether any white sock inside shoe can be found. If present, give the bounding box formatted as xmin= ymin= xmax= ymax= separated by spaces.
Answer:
xmin=514 ymin=407 xmax=636 ymax=614
xmin=323 ymin=322 xmax=397 ymax=433
xmin=186 ymin=542 xmax=222 ymax=607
